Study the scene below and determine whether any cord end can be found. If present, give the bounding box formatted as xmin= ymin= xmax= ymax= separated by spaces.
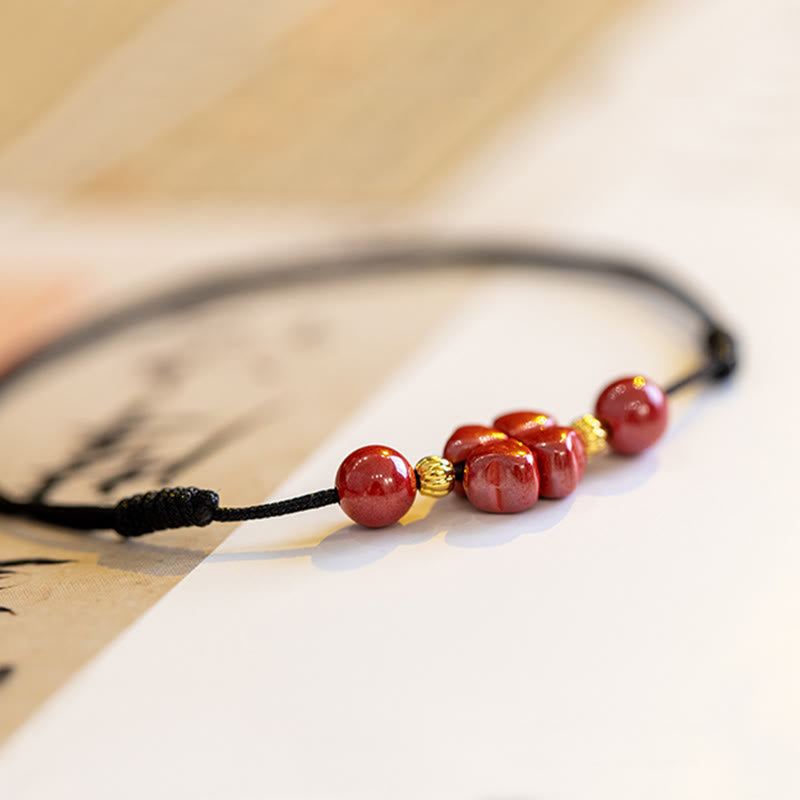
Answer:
xmin=706 ymin=326 xmax=737 ymax=381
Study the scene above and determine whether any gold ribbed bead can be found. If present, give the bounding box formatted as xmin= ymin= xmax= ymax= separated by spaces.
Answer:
xmin=570 ymin=413 xmax=610 ymax=458
xmin=414 ymin=456 xmax=456 ymax=498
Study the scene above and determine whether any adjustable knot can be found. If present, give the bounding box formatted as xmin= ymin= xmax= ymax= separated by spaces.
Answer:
xmin=114 ymin=487 xmax=219 ymax=537
xmin=706 ymin=326 xmax=737 ymax=381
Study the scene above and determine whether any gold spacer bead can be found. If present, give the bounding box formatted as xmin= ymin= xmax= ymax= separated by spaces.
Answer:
xmin=415 ymin=456 xmax=456 ymax=498
xmin=570 ymin=414 xmax=610 ymax=458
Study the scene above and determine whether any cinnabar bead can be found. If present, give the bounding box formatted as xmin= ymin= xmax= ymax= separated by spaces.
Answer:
xmin=463 ymin=439 xmax=539 ymax=513
xmin=443 ymin=425 xmax=508 ymax=496
xmin=335 ymin=445 xmax=417 ymax=528
xmin=492 ymin=410 xmax=556 ymax=439
xmin=595 ymin=376 xmax=669 ymax=455
xmin=516 ymin=426 xmax=586 ymax=498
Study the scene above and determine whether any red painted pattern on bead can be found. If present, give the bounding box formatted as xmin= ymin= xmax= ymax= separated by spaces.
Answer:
xmin=335 ymin=445 xmax=417 ymax=528
xmin=516 ymin=426 xmax=586 ymax=498
xmin=595 ymin=376 xmax=669 ymax=455
xmin=443 ymin=425 xmax=508 ymax=496
xmin=463 ymin=439 xmax=539 ymax=513
xmin=492 ymin=410 xmax=556 ymax=439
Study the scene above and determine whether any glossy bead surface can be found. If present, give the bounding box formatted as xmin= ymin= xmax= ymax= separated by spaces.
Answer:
xmin=443 ymin=425 xmax=508 ymax=496
xmin=492 ymin=410 xmax=556 ymax=439
xmin=570 ymin=413 xmax=609 ymax=458
xmin=463 ymin=439 xmax=539 ymax=514
xmin=336 ymin=445 xmax=417 ymax=527
xmin=516 ymin=426 xmax=586 ymax=498
xmin=414 ymin=455 xmax=456 ymax=498
xmin=595 ymin=376 xmax=669 ymax=455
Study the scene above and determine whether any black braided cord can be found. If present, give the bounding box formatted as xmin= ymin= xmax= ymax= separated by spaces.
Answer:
xmin=213 ymin=489 xmax=341 ymax=523
xmin=0 ymin=240 xmax=738 ymax=537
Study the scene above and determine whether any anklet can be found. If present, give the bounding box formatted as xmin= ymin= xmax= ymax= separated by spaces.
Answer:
xmin=0 ymin=241 xmax=737 ymax=537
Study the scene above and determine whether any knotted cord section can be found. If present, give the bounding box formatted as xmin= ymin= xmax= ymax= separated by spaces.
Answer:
xmin=114 ymin=487 xmax=219 ymax=537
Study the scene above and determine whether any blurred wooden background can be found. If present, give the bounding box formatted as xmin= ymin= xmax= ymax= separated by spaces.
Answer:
xmin=0 ymin=0 xmax=636 ymax=209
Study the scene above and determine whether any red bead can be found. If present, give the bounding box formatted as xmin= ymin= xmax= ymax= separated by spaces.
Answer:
xmin=463 ymin=439 xmax=540 ymax=513
xmin=443 ymin=425 xmax=508 ymax=496
xmin=492 ymin=410 xmax=556 ymax=439
xmin=515 ymin=426 xmax=586 ymax=498
xmin=335 ymin=445 xmax=417 ymax=527
xmin=595 ymin=376 xmax=669 ymax=455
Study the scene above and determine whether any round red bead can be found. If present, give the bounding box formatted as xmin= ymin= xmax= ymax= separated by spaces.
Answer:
xmin=335 ymin=445 xmax=417 ymax=528
xmin=515 ymin=426 xmax=586 ymax=498
xmin=443 ymin=424 xmax=508 ymax=496
xmin=595 ymin=376 xmax=669 ymax=455
xmin=463 ymin=439 xmax=540 ymax=514
xmin=492 ymin=410 xmax=556 ymax=439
